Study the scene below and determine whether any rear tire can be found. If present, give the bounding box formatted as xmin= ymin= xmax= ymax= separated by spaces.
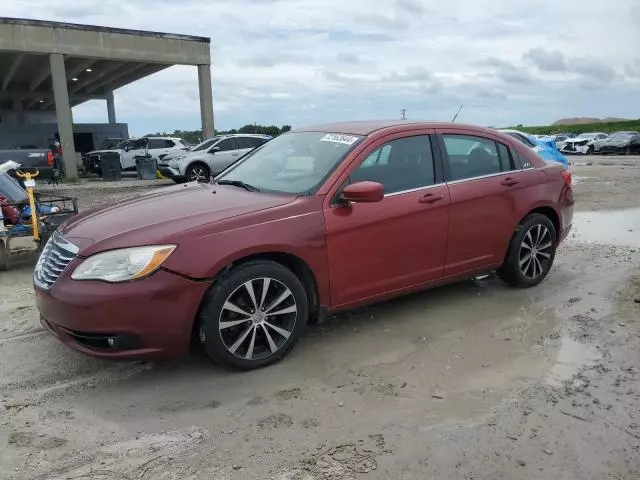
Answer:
xmin=498 ymin=213 xmax=557 ymax=288
xmin=198 ymin=260 xmax=309 ymax=370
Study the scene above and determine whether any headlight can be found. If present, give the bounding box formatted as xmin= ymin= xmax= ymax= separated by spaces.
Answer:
xmin=71 ymin=245 xmax=176 ymax=282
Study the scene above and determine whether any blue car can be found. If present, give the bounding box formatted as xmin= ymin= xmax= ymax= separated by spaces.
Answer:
xmin=499 ymin=129 xmax=569 ymax=169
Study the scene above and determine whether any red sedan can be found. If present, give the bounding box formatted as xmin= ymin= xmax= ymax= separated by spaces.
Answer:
xmin=34 ymin=121 xmax=573 ymax=370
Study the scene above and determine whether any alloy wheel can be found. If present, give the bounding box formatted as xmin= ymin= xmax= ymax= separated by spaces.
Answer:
xmin=218 ymin=277 xmax=297 ymax=360
xmin=519 ymin=224 xmax=553 ymax=280
xmin=189 ymin=166 xmax=208 ymax=182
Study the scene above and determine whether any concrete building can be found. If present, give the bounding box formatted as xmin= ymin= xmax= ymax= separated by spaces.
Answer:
xmin=0 ymin=18 xmax=213 ymax=178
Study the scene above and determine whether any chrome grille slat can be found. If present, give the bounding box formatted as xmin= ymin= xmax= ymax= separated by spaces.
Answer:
xmin=34 ymin=233 xmax=78 ymax=290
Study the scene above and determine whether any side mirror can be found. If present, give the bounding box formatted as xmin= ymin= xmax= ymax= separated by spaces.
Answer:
xmin=209 ymin=146 xmax=221 ymax=154
xmin=124 ymin=146 xmax=129 ymax=152
xmin=341 ymin=181 xmax=384 ymax=203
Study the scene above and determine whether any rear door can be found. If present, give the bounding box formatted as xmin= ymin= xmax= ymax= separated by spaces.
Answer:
xmin=323 ymin=131 xmax=450 ymax=307
xmin=436 ymin=129 xmax=532 ymax=275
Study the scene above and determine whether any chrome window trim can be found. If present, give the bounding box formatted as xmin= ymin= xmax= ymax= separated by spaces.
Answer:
xmin=446 ymin=169 xmax=521 ymax=185
xmin=384 ymin=182 xmax=446 ymax=198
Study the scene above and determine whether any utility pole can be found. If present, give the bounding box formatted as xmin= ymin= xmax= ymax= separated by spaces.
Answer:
xmin=401 ymin=109 xmax=406 ymax=120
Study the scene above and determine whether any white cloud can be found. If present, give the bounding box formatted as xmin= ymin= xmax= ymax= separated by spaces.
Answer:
xmin=2 ymin=0 xmax=639 ymax=134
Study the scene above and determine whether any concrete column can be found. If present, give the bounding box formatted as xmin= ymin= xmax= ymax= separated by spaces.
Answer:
xmin=50 ymin=53 xmax=77 ymax=179
xmin=13 ymin=98 xmax=25 ymax=124
xmin=197 ymin=64 xmax=214 ymax=138
xmin=106 ymin=91 xmax=116 ymax=124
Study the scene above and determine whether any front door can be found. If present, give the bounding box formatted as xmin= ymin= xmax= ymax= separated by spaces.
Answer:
xmin=436 ymin=129 xmax=529 ymax=275
xmin=121 ymin=138 xmax=146 ymax=169
xmin=207 ymin=137 xmax=238 ymax=174
xmin=323 ymin=132 xmax=450 ymax=308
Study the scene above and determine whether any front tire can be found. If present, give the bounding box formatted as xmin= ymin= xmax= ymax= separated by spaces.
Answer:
xmin=498 ymin=213 xmax=557 ymax=288
xmin=198 ymin=260 xmax=309 ymax=370
xmin=185 ymin=163 xmax=210 ymax=183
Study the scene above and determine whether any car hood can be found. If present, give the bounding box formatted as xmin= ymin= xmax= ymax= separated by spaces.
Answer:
xmin=59 ymin=183 xmax=296 ymax=256
xmin=564 ymin=138 xmax=592 ymax=143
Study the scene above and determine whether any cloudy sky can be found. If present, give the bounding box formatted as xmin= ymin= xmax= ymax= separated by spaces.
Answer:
xmin=3 ymin=0 xmax=640 ymax=135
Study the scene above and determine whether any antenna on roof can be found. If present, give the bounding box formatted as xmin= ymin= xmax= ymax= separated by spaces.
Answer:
xmin=401 ymin=109 xmax=407 ymax=120
xmin=451 ymin=104 xmax=463 ymax=123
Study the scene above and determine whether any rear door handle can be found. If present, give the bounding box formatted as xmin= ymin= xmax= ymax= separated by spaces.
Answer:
xmin=501 ymin=177 xmax=520 ymax=186
xmin=419 ymin=193 xmax=445 ymax=204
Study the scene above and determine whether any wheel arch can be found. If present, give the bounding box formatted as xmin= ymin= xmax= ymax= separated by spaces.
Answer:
xmin=185 ymin=160 xmax=210 ymax=177
xmin=524 ymin=205 xmax=560 ymax=238
xmin=190 ymin=250 xmax=322 ymax=343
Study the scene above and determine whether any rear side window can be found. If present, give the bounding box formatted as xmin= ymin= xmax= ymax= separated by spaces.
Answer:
xmin=442 ymin=134 xmax=510 ymax=181
xmin=505 ymin=132 xmax=535 ymax=148
xmin=237 ymin=137 xmax=265 ymax=149
xmin=350 ymin=135 xmax=435 ymax=194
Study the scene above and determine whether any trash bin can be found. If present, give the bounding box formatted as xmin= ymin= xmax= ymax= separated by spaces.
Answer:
xmin=100 ymin=153 xmax=122 ymax=181
xmin=135 ymin=155 xmax=157 ymax=180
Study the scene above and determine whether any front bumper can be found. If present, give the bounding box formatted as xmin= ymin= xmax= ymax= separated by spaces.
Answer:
xmin=35 ymin=268 xmax=210 ymax=360
xmin=158 ymin=165 xmax=185 ymax=182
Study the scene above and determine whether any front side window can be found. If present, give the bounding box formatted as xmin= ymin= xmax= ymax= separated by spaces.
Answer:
xmin=442 ymin=134 xmax=505 ymax=181
xmin=192 ymin=138 xmax=220 ymax=152
xmin=129 ymin=139 xmax=147 ymax=150
xmin=350 ymin=136 xmax=435 ymax=194
xmin=215 ymin=138 xmax=236 ymax=152
xmin=217 ymin=132 xmax=363 ymax=194
xmin=147 ymin=139 xmax=164 ymax=149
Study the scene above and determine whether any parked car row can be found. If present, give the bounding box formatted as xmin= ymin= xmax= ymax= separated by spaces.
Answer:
xmin=534 ymin=131 xmax=640 ymax=155
xmin=158 ymin=134 xmax=272 ymax=183
xmin=499 ymin=130 xmax=569 ymax=169
xmin=83 ymin=136 xmax=189 ymax=175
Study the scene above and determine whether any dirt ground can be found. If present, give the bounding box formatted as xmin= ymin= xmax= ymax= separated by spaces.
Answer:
xmin=1 ymin=156 xmax=639 ymax=480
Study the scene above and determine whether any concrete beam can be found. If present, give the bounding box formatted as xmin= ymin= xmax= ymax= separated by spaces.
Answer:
xmin=0 ymin=20 xmax=211 ymax=66
xmin=1 ymin=53 xmax=24 ymax=91
xmin=29 ymin=62 xmax=51 ymax=91
xmin=198 ymin=64 xmax=214 ymax=138
xmin=83 ymin=63 xmax=148 ymax=93
xmin=105 ymin=63 xmax=168 ymax=92
xmin=0 ymin=90 xmax=106 ymax=101
xmin=50 ymin=53 xmax=77 ymax=179
xmin=70 ymin=61 xmax=122 ymax=93
xmin=66 ymin=58 xmax=97 ymax=81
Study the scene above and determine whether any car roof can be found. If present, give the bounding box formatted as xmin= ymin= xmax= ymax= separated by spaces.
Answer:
xmin=295 ymin=120 xmax=499 ymax=136
xmin=222 ymin=133 xmax=272 ymax=138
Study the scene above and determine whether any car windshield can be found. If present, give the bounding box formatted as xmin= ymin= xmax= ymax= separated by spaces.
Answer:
xmin=216 ymin=131 xmax=364 ymax=195
xmin=576 ymin=133 xmax=596 ymax=139
xmin=192 ymin=137 xmax=221 ymax=152
xmin=611 ymin=132 xmax=635 ymax=138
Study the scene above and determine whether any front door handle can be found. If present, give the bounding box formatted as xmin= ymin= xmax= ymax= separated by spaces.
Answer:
xmin=231 ymin=153 xmax=239 ymax=157
xmin=501 ymin=177 xmax=520 ymax=186
xmin=419 ymin=193 xmax=445 ymax=204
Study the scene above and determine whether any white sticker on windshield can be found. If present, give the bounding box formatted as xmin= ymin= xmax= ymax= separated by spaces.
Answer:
xmin=320 ymin=134 xmax=360 ymax=145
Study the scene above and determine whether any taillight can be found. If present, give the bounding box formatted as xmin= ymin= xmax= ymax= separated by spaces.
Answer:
xmin=561 ymin=170 xmax=572 ymax=186
xmin=47 ymin=151 xmax=54 ymax=166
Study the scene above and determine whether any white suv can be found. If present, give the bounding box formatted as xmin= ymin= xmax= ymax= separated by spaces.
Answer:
xmin=158 ymin=134 xmax=272 ymax=183
xmin=84 ymin=136 xmax=187 ymax=173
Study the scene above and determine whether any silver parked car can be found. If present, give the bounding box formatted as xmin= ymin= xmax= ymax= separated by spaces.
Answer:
xmin=158 ymin=134 xmax=272 ymax=183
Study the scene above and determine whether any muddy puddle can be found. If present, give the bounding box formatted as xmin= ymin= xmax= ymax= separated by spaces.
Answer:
xmin=545 ymin=335 xmax=601 ymax=386
xmin=571 ymin=208 xmax=640 ymax=247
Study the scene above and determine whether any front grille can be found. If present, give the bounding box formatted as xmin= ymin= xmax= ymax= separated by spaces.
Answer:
xmin=34 ymin=233 xmax=79 ymax=289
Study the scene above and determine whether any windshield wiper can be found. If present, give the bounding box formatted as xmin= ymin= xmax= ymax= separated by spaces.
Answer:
xmin=216 ymin=179 xmax=260 ymax=192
